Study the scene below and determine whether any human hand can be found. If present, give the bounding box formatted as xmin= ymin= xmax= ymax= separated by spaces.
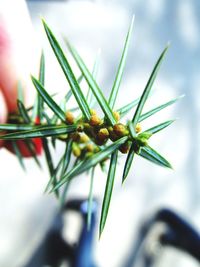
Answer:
xmin=0 ymin=0 xmax=42 ymax=155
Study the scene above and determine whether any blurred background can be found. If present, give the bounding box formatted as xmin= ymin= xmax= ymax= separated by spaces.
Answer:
xmin=0 ymin=0 xmax=200 ymax=266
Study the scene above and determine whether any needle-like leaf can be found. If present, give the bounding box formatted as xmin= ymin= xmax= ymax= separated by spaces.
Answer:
xmin=17 ymin=81 xmax=24 ymax=103
xmin=0 ymin=124 xmax=35 ymax=131
xmin=65 ymin=39 xmax=116 ymax=126
xmin=31 ymin=76 xmax=66 ymax=123
xmin=139 ymin=95 xmax=184 ymax=122
xmin=117 ymin=97 xmax=140 ymax=118
xmin=44 ymin=158 xmax=62 ymax=193
xmin=39 ymin=51 xmax=45 ymax=86
xmin=128 ymin=121 xmax=136 ymax=139
xmin=138 ymin=145 xmax=172 ymax=169
xmin=24 ymin=140 xmax=42 ymax=168
xmin=32 ymin=51 xmax=45 ymax=121
xmin=122 ymin=144 xmax=135 ymax=183
xmin=87 ymin=167 xmax=95 ymax=230
xmin=42 ymin=138 xmax=59 ymax=197
xmin=108 ymin=16 xmax=134 ymax=109
xmin=86 ymin=49 xmax=101 ymax=106
xmin=144 ymin=120 xmax=175 ymax=135
xmin=51 ymin=136 xmax=128 ymax=192
xmin=17 ymin=100 xmax=31 ymax=124
xmin=61 ymin=139 xmax=73 ymax=176
xmin=42 ymin=20 xmax=91 ymax=120
xmin=132 ymin=45 xmax=169 ymax=128
xmin=11 ymin=141 xmax=26 ymax=171
xmin=99 ymin=151 xmax=118 ymax=237
xmin=60 ymin=158 xmax=79 ymax=207
xmin=0 ymin=124 xmax=76 ymax=140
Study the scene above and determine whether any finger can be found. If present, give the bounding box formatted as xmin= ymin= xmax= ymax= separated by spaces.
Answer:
xmin=0 ymin=19 xmax=18 ymax=112
xmin=0 ymin=90 xmax=8 ymax=147
xmin=0 ymin=0 xmax=40 ymax=112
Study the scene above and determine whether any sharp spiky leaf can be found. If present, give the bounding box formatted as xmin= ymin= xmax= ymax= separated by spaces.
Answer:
xmin=138 ymin=145 xmax=172 ymax=169
xmin=139 ymin=95 xmax=183 ymax=122
xmin=144 ymin=120 xmax=175 ymax=135
xmin=0 ymin=125 xmax=76 ymax=140
xmin=86 ymin=49 xmax=101 ymax=106
xmin=33 ymin=51 xmax=45 ymax=121
xmin=99 ymin=151 xmax=118 ymax=237
xmin=61 ymin=139 xmax=72 ymax=176
xmin=17 ymin=81 xmax=24 ymax=103
xmin=51 ymin=136 xmax=128 ymax=191
xmin=17 ymin=100 xmax=31 ymax=124
xmin=42 ymin=20 xmax=91 ymax=120
xmin=44 ymin=157 xmax=62 ymax=193
xmin=31 ymin=76 xmax=66 ymax=122
xmin=24 ymin=140 xmax=42 ymax=168
xmin=122 ymin=144 xmax=135 ymax=183
xmin=42 ymin=138 xmax=59 ymax=197
xmin=87 ymin=167 xmax=95 ymax=230
xmin=60 ymin=158 xmax=79 ymax=207
xmin=128 ymin=121 xmax=136 ymax=139
xmin=108 ymin=16 xmax=134 ymax=109
xmin=132 ymin=46 xmax=169 ymax=128
xmin=11 ymin=141 xmax=26 ymax=171
xmin=117 ymin=97 xmax=140 ymax=118
xmin=0 ymin=124 xmax=35 ymax=131
xmin=64 ymin=90 xmax=73 ymax=104
xmin=39 ymin=51 xmax=45 ymax=86
xmin=65 ymin=39 xmax=116 ymax=125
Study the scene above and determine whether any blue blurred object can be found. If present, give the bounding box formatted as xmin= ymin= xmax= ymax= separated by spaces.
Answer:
xmin=123 ymin=208 xmax=200 ymax=267
xmin=24 ymin=201 xmax=199 ymax=267
xmin=24 ymin=198 xmax=98 ymax=267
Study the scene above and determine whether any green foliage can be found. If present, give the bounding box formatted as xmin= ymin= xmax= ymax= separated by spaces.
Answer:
xmin=0 ymin=19 xmax=181 ymax=236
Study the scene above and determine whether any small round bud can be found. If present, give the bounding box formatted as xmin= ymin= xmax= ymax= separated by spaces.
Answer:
xmin=58 ymin=134 xmax=68 ymax=141
xmin=113 ymin=111 xmax=120 ymax=122
xmin=79 ymin=133 xmax=90 ymax=143
xmin=86 ymin=143 xmax=94 ymax=152
xmin=108 ymin=126 xmax=118 ymax=141
xmin=90 ymin=109 xmax=97 ymax=116
xmin=77 ymin=124 xmax=84 ymax=132
xmin=70 ymin=132 xmax=80 ymax=142
xmin=98 ymin=128 xmax=109 ymax=141
xmin=72 ymin=144 xmax=81 ymax=157
xmin=94 ymin=137 xmax=107 ymax=146
xmin=94 ymin=146 xmax=100 ymax=153
xmin=132 ymin=140 xmax=140 ymax=153
xmin=65 ymin=111 xmax=74 ymax=124
xmin=83 ymin=123 xmax=95 ymax=138
xmin=119 ymin=141 xmax=130 ymax=154
xmin=113 ymin=123 xmax=128 ymax=137
xmin=85 ymin=152 xmax=93 ymax=158
xmin=89 ymin=115 xmax=102 ymax=127
xmin=135 ymin=123 xmax=142 ymax=133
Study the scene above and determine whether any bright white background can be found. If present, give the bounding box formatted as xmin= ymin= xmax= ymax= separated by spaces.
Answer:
xmin=0 ymin=0 xmax=200 ymax=266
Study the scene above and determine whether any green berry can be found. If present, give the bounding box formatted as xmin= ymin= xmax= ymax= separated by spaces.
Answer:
xmin=72 ymin=144 xmax=81 ymax=157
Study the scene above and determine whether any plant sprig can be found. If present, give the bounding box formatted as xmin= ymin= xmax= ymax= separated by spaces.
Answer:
xmin=0 ymin=18 xmax=181 ymax=237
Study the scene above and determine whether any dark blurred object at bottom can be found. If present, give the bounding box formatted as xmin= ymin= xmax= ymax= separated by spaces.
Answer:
xmin=23 ymin=202 xmax=200 ymax=267
xmin=24 ymin=198 xmax=97 ymax=267
xmin=124 ymin=208 xmax=200 ymax=267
